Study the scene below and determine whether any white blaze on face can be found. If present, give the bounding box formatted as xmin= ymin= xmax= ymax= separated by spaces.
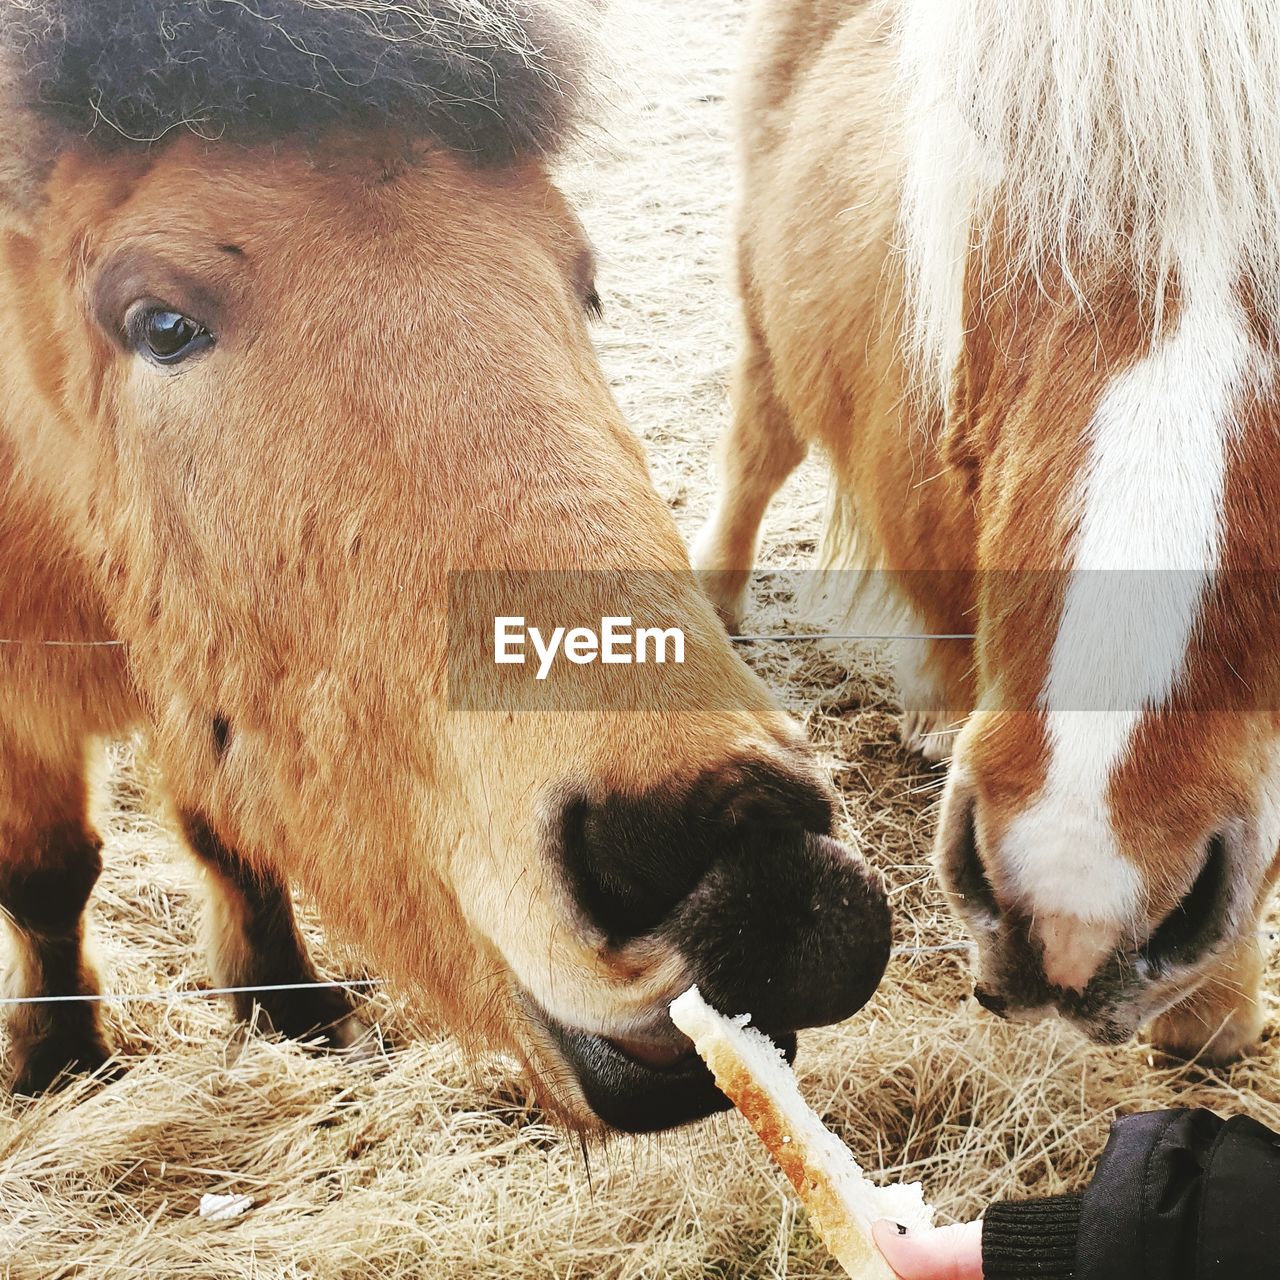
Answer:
xmin=999 ymin=258 xmax=1256 ymax=984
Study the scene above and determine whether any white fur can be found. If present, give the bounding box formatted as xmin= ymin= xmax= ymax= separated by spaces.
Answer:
xmin=898 ymin=0 xmax=1280 ymax=400
xmin=1000 ymin=259 xmax=1256 ymax=927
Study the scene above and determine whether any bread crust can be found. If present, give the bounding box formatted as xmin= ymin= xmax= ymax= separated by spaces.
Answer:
xmin=671 ymin=986 xmax=930 ymax=1278
xmin=692 ymin=1030 xmax=898 ymax=1279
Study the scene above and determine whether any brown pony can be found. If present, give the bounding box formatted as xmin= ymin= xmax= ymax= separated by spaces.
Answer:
xmin=698 ymin=0 xmax=1280 ymax=1063
xmin=0 ymin=0 xmax=892 ymax=1131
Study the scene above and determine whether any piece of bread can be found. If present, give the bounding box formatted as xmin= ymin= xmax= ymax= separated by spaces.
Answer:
xmin=670 ymin=986 xmax=933 ymax=1279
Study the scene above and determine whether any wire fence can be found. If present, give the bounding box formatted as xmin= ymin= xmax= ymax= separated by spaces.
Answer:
xmin=0 ymin=944 xmax=986 ymax=1008
xmin=5 ymin=936 xmax=1279 ymax=1008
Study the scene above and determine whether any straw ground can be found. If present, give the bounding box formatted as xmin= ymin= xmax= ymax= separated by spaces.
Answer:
xmin=3 ymin=1 xmax=1278 ymax=1275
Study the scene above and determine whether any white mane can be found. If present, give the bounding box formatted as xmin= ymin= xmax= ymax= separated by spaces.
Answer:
xmin=897 ymin=0 xmax=1280 ymax=399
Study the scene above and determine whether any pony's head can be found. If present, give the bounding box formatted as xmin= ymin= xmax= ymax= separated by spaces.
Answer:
xmin=0 ymin=0 xmax=890 ymax=1128
xmin=901 ymin=0 xmax=1280 ymax=1053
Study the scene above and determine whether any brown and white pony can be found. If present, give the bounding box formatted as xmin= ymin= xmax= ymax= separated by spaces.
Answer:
xmin=698 ymin=0 xmax=1280 ymax=1062
xmin=0 ymin=0 xmax=893 ymax=1130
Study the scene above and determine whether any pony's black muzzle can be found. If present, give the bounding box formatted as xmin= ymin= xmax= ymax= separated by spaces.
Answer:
xmin=555 ymin=761 xmax=891 ymax=1130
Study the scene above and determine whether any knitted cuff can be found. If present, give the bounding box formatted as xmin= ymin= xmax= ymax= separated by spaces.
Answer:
xmin=982 ymin=1194 xmax=1083 ymax=1278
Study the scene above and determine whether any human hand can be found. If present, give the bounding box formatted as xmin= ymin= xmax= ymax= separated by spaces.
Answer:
xmin=872 ymin=1218 xmax=983 ymax=1280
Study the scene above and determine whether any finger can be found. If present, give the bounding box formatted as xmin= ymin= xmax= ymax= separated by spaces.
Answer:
xmin=872 ymin=1219 xmax=984 ymax=1280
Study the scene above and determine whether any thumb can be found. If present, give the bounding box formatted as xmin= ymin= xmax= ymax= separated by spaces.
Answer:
xmin=872 ymin=1219 xmax=984 ymax=1280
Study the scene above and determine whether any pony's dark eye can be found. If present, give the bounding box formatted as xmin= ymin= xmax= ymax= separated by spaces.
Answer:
xmin=129 ymin=306 xmax=213 ymax=365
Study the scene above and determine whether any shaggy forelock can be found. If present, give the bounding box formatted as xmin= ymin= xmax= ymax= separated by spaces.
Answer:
xmin=0 ymin=0 xmax=588 ymax=162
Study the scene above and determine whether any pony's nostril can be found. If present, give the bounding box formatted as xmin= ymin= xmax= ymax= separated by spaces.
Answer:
xmin=1142 ymin=832 xmax=1233 ymax=972
xmin=558 ymin=763 xmax=834 ymax=942
xmin=559 ymin=792 xmax=718 ymax=939
xmin=974 ymin=984 xmax=1009 ymax=1016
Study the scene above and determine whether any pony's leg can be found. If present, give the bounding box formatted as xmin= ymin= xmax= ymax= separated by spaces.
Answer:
xmin=692 ymin=312 xmax=806 ymax=630
xmin=181 ymin=814 xmax=371 ymax=1050
xmin=1148 ymin=933 xmax=1266 ymax=1064
xmin=0 ymin=744 xmax=112 ymax=1094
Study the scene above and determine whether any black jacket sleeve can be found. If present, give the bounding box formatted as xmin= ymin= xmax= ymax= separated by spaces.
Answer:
xmin=980 ymin=1108 xmax=1280 ymax=1279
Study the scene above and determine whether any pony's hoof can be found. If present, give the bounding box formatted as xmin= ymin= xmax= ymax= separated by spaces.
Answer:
xmin=245 ymin=984 xmax=388 ymax=1059
xmin=324 ymin=1012 xmax=390 ymax=1062
xmin=1148 ymin=999 xmax=1266 ymax=1066
xmin=7 ymin=1030 xmax=116 ymax=1096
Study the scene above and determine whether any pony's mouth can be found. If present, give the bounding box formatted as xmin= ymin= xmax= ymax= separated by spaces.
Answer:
xmin=527 ymin=998 xmax=796 ymax=1132
xmin=605 ymin=1030 xmax=696 ymax=1071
